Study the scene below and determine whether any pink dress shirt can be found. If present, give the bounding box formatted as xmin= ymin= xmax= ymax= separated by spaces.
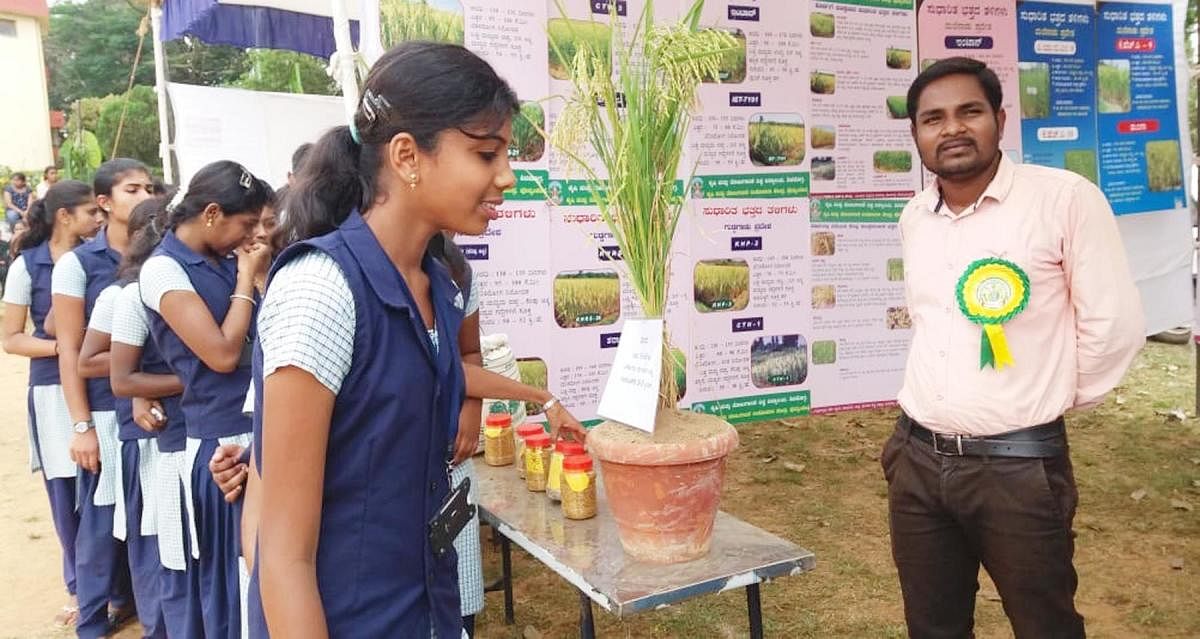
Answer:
xmin=898 ymin=156 xmax=1145 ymax=436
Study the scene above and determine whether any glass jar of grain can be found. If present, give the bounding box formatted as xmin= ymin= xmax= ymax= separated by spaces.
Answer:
xmin=561 ymin=454 xmax=597 ymax=520
xmin=483 ymin=413 xmax=515 ymax=466
xmin=524 ymin=432 xmax=552 ymax=492
xmin=546 ymin=440 xmax=586 ymax=502
xmin=514 ymin=423 xmax=545 ymax=479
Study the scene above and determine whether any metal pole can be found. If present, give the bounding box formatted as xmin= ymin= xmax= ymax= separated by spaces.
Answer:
xmin=329 ymin=0 xmax=360 ymax=124
xmin=149 ymin=3 xmax=173 ymax=184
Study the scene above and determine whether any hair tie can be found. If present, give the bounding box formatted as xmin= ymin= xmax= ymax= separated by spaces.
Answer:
xmin=166 ymin=188 xmax=186 ymax=214
xmin=349 ymin=121 xmax=362 ymax=145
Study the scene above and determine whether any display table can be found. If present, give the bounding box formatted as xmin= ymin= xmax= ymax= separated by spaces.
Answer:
xmin=474 ymin=461 xmax=815 ymax=638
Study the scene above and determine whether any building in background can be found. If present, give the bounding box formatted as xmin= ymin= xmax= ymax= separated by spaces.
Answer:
xmin=0 ymin=0 xmax=52 ymax=171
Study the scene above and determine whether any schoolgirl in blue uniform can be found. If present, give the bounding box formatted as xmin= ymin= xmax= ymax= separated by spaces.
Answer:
xmin=138 ymin=160 xmax=272 ymax=639
xmin=249 ymin=42 xmax=518 ymax=638
xmin=108 ymin=194 xmax=203 ymax=639
xmin=1 ymin=180 xmax=100 ymax=628
xmin=54 ymin=159 xmax=154 ymax=638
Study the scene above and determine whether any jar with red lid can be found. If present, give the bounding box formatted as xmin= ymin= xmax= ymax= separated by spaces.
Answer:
xmin=523 ymin=432 xmax=552 ymax=492
xmin=514 ymin=423 xmax=545 ymax=479
xmin=483 ymin=413 xmax=515 ymax=466
xmin=561 ymin=454 xmax=597 ymax=520
xmin=546 ymin=440 xmax=586 ymax=502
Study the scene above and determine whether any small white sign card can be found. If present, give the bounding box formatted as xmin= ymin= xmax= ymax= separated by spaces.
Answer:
xmin=596 ymin=318 xmax=664 ymax=433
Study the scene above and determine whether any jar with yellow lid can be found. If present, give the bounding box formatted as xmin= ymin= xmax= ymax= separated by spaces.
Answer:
xmin=546 ymin=440 xmax=586 ymax=502
xmin=524 ymin=432 xmax=552 ymax=492
xmin=561 ymin=454 xmax=597 ymax=520
xmin=514 ymin=423 xmax=545 ymax=479
xmin=483 ymin=413 xmax=515 ymax=466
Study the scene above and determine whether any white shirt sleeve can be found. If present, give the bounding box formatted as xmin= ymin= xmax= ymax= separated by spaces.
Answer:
xmin=2 ymin=255 xmax=31 ymax=306
xmin=242 ymin=385 xmax=255 ymax=417
xmin=87 ymin=285 xmax=121 ymax=333
xmin=111 ymin=283 xmax=150 ymax=347
xmin=258 ymin=251 xmax=356 ymax=396
xmin=50 ymin=251 xmax=87 ymax=298
xmin=139 ymin=255 xmax=196 ymax=313
xmin=464 ymin=271 xmax=480 ymax=317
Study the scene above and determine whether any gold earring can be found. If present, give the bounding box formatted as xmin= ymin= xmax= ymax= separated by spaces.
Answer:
xmin=206 ymin=216 xmax=214 ymax=228
xmin=409 ymin=173 xmax=419 ymax=189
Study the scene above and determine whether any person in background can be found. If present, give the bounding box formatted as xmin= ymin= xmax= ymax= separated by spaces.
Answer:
xmin=109 ymin=193 xmax=204 ymax=639
xmin=884 ymin=57 xmax=1145 ymax=639
xmin=287 ymin=143 xmax=312 ymax=186
xmin=2 ymin=180 xmax=101 ymax=628
xmin=54 ymin=158 xmax=154 ymax=638
xmin=5 ymin=172 xmax=33 ymax=229
xmin=36 ymin=166 xmax=61 ymax=200
xmin=139 ymin=160 xmax=271 ymax=639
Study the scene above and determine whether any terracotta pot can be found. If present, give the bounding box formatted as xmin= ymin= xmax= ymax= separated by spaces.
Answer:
xmin=587 ymin=411 xmax=739 ymax=563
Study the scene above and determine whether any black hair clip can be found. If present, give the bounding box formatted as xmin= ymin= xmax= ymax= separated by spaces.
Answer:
xmin=361 ymin=89 xmax=393 ymax=125
xmin=239 ymin=170 xmax=253 ymax=190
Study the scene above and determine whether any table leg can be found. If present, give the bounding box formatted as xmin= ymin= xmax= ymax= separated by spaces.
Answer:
xmin=746 ymin=583 xmax=763 ymax=639
xmin=501 ymin=535 xmax=515 ymax=625
xmin=579 ymin=590 xmax=596 ymax=639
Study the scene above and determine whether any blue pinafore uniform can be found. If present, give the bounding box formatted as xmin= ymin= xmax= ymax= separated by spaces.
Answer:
xmin=246 ymin=211 xmax=465 ymax=638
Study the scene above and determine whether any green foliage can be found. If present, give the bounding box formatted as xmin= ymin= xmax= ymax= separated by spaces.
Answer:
xmin=704 ymin=30 xmax=746 ymax=83
xmin=1145 ymin=141 xmax=1182 ymax=192
xmin=1018 ymin=63 xmax=1050 ymax=119
xmin=1063 ymin=150 xmax=1099 ymax=185
xmin=693 ymin=260 xmax=750 ymax=312
xmin=233 ymin=50 xmax=338 ymax=95
xmin=885 ymin=96 xmax=907 ymax=119
xmin=96 ymin=85 xmax=160 ymax=163
xmin=873 ymin=150 xmax=912 ymax=173
xmin=547 ymin=18 xmax=611 ymax=81
xmin=810 ymin=72 xmax=836 ymax=94
xmin=381 ymin=0 xmax=465 ymax=47
xmin=811 ymin=340 xmax=837 ymax=365
xmin=165 ymin=39 xmax=251 ymax=86
xmin=552 ymin=272 xmax=621 ymax=328
xmin=811 ymin=126 xmax=835 ymax=149
xmin=810 ymin=12 xmax=834 ymax=38
xmin=61 ymin=129 xmax=103 ymax=183
xmin=885 ymin=48 xmax=911 ymax=70
xmin=45 ymin=0 xmax=153 ymax=109
xmin=510 ymin=102 xmax=546 ymax=162
xmin=1098 ymin=61 xmax=1132 ymax=113
xmin=749 ymin=119 xmax=805 ymax=166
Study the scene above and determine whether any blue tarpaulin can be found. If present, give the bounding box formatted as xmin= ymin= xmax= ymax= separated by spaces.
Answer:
xmin=161 ymin=0 xmax=359 ymax=59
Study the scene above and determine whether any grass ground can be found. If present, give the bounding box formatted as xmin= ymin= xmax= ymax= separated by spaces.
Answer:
xmin=470 ymin=342 xmax=1200 ymax=637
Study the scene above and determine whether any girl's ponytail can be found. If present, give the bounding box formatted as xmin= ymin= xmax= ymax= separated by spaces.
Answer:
xmin=273 ymin=125 xmax=364 ymax=253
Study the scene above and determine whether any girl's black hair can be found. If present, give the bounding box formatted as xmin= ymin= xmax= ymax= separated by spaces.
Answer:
xmin=166 ymin=161 xmax=273 ymax=230
xmin=276 ymin=41 xmax=519 ymax=252
xmin=14 ymin=180 xmax=93 ymax=257
xmin=94 ymin=158 xmax=150 ymax=197
xmin=118 ymin=192 xmax=173 ymax=282
xmin=427 ymin=232 xmax=471 ymax=294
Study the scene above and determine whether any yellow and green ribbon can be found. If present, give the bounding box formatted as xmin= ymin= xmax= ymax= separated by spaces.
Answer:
xmin=955 ymin=258 xmax=1029 ymax=370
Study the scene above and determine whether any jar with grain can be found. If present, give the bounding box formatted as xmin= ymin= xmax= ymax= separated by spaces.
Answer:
xmin=546 ymin=440 xmax=586 ymax=502
xmin=561 ymin=454 xmax=597 ymax=520
xmin=514 ymin=423 xmax=545 ymax=479
xmin=483 ymin=413 xmax=515 ymax=466
xmin=524 ymin=432 xmax=552 ymax=492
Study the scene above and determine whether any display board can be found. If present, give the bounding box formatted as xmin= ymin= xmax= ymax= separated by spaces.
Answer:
xmin=355 ymin=0 xmax=1193 ymax=423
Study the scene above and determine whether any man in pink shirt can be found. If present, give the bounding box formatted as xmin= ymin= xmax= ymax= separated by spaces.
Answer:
xmin=885 ymin=57 xmax=1145 ymax=638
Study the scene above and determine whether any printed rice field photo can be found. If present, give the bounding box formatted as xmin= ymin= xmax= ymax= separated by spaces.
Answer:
xmin=750 ymin=334 xmax=808 ymax=388
xmin=885 ymin=47 xmax=912 ymax=70
xmin=748 ymin=113 xmax=805 ymax=167
xmin=811 ymin=340 xmax=837 ymax=365
xmin=670 ymin=347 xmax=687 ymax=400
xmin=704 ymin=28 xmax=746 ymax=83
xmin=1145 ymin=140 xmax=1182 ymax=192
xmin=886 ymin=258 xmax=904 ymax=282
xmin=548 ymin=18 xmax=612 ymax=81
xmin=517 ymin=358 xmax=548 ymax=415
xmin=811 ymin=232 xmax=835 ymax=257
xmin=810 ymin=12 xmax=834 ymax=38
xmin=509 ymin=101 xmax=546 ymax=163
xmin=553 ymin=270 xmax=621 ymax=328
xmin=885 ymin=96 xmax=907 ymax=119
xmin=811 ymin=125 xmax=836 ymax=149
xmin=694 ymin=259 xmax=750 ymax=313
xmin=810 ymin=71 xmax=836 ymax=95
xmin=873 ymin=150 xmax=912 ymax=173
xmin=1018 ymin=61 xmax=1051 ymax=119
xmin=1064 ymin=149 xmax=1099 ymax=185
xmin=812 ymin=156 xmax=835 ymax=181
xmin=381 ymin=0 xmax=464 ymax=47
xmin=812 ymin=284 xmax=836 ymax=309
xmin=1098 ymin=59 xmax=1131 ymax=113
xmin=886 ymin=306 xmax=912 ymax=329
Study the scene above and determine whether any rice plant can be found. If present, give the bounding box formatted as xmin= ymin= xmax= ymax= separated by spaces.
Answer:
xmin=885 ymin=48 xmax=911 ymax=70
xmin=1145 ymin=140 xmax=1182 ymax=192
xmin=886 ymin=258 xmax=904 ymax=282
xmin=811 ymin=232 xmax=835 ymax=256
xmin=811 ymin=340 xmax=837 ymax=365
xmin=704 ymin=29 xmax=746 ymax=83
xmin=1018 ymin=62 xmax=1050 ymax=119
xmin=811 ymin=71 xmax=836 ymax=94
xmin=693 ymin=259 xmax=750 ymax=312
xmin=547 ymin=18 xmax=612 ymax=81
xmin=810 ymin=12 xmax=834 ymax=38
xmin=670 ymin=347 xmax=686 ymax=400
xmin=873 ymin=150 xmax=912 ymax=173
xmin=750 ymin=335 xmax=807 ymax=388
xmin=509 ymin=101 xmax=546 ymax=162
xmin=812 ymin=285 xmax=836 ymax=309
xmin=380 ymin=0 xmax=464 ymax=46
xmin=553 ymin=271 xmax=621 ymax=328
xmin=1063 ymin=150 xmax=1099 ymax=185
xmin=1098 ymin=60 xmax=1131 ymax=113
xmin=885 ymin=96 xmax=907 ymax=119
xmin=812 ymin=157 xmax=836 ymax=181
xmin=811 ymin=125 xmax=835 ymax=149
xmin=886 ymin=306 xmax=911 ymax=329
xmin=749 ymin=117 xmax=805 ymax=166
xmin=517 ymin=358 xmax=549 ymax=414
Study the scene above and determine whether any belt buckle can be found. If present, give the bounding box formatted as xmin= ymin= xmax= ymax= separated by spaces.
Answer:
xmin=933 ymin=433 xmax=964 ymax=456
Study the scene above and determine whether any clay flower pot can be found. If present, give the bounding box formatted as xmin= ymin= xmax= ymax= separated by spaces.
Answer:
xmin=587 ymin=410 xmax=739 ymax=563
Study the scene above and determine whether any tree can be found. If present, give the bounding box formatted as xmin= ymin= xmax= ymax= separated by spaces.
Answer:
xmin=165 ymin=38 xmax=251 ymax=87
xmin=97 ymin=85 xmax=160 ymax=166
xmin=45 ymin=0 xmax=154 ymax=109
xmin=233 ymin=49 xmax=339 ymax=95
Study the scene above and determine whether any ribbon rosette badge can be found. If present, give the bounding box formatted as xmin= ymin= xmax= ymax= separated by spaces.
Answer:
xmin=955 ymin=258 xmax=1029 ymax=370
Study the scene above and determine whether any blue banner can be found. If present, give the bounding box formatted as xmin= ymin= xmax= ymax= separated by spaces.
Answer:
xmin=1096 ymin=2 xmax=1185 ymax=215
xmin=1017 ymin=3 xmax=1099 ymax=185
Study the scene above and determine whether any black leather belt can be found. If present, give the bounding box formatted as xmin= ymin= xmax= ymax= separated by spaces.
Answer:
xmin=901 ymin=413 xmax=1066 ymax=458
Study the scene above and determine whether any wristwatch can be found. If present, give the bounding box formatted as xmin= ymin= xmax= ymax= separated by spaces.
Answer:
xmin=73 ymin=420 xmax=95 ymax=434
